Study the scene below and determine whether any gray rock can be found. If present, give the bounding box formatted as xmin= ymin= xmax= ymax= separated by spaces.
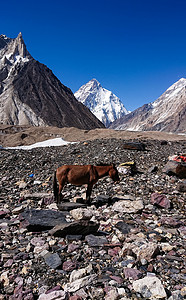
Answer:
xmin=112 ymin=196 xmax=144 ymax=213
xmin=43 ymin=252 xmax=62 ymax=269
xmin=58 ymin=202 xmax=86 ymax=211
xmin=49 ymin=220 xmax=99 ymax=237
xmin=85 ymin=234 xmax=108 ymax=247
xmin=115 ymin=221 xmax=133 ymax=234
xmin=70 ymin=207 xmax=93 ymax=220
xmin=23 ymin=193 xmax=52 ymax=199
xmin=148 ymin=165 xmax=158 ymax=173
xmin=20 ymin=209 xmax=68 ymax=231
xmin=64 ymin=274 xmax=97 ymax=292
xmin=168 ymin=290 xmax=185 ymax=300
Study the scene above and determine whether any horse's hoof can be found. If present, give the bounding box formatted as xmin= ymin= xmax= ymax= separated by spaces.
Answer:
xmin=76 ymin=198 xmax=85 ymax=204
xmin=85 ymin=200 xmax=91 ymax=206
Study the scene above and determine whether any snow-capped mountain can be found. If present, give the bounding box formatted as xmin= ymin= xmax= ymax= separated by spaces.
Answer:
xmin=0 ymin=33 xmax=104 ymax=129
xmin=74 ymin=79 xmax=128 ymax=127
xmin=110 ymin=78 xmax=186 ymax=133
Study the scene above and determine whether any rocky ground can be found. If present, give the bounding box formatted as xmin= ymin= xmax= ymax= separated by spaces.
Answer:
xmin=0 ymin=137 xmax=186 ymax=299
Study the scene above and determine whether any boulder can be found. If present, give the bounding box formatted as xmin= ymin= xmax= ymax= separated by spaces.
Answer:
xmin=49 ymin=220 xmax=99 ymax=237
xmin=123 ymin=142 xmax=146 ymax=151
xmin=162 ymin=161 xmax=186 ymax=178
xmin=20 ymin=209 xmax=68 ymax=231
xmin=151 ymin=193 xmax=171 ymax=209
xmin=132 ymin=275 xmax=166 ymax=299
xmin=58 ymin=202 xmax=87 ymax=211
xmin=132 ymin=242 xmax=160 ymax=261
xmin=70 ymin=208 xmax=93 ymax=220
xmin=64 ymin=274 xmax=97 ymax=293
xmin=112 ymin=196 xmax=144 ymax=213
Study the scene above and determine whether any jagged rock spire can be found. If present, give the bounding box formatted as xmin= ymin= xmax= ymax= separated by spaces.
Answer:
xmin=0 ymin=34 xmax=104 ymax=129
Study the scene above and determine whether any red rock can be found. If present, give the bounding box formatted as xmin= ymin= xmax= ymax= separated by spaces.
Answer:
xmin=68 ymin=243 xmax=80 ymax=253
xmin=151 ymin=193 xmax=171 ymax=209
xmin=110 ymin=275 xmax=123 ymax=284
xmin=69 ymin=296 xmax=82 ymax=300
xmin=30 ymin=237 xmax=46 ymax=247
xmin=62 ymin=260 xmax=77 ymax=272
xmin=46 ymin=285 xmax=61 ymax=294
xmin=108 ymin=247 xmax=121 ymax=257
xmin=4 ymin=259 xmax=13 ymax=267
xmin=147 ymin=264 xmax=155 ymax=273
xmin=124 ymin=268 xmax=142 ymax=280
xmin=162 ymin=160 xmax=186 ymax=179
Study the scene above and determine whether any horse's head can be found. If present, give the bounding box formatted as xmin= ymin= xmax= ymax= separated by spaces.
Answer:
xmin=109 ymin=164 xmax=120 ymax=183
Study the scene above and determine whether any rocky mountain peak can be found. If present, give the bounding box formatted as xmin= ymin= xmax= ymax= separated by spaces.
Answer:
xmin=0 ymin=32 xmax=31 ymax=63
xmin=89 ymin=78 xmax=101 ymax=89
xmin=74 ymin=79 xmax=128 ymax=127
xmin=0 ymin=34 xmax=104 ymax=129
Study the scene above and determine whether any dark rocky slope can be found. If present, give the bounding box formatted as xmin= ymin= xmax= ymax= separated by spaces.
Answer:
xmin=0 ymin=33 xmax=104 ymax=129
xmin=12 ymin=60 xmax=104 ymax=129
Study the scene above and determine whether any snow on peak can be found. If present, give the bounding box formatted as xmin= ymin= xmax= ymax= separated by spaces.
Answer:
xmin=74 ymin=79 xmax=128 ymax=127
xmin=166 ymin=77 xmax=186 ymax=92
xmin=0 ymin=33 xmax=32 ymax=85
xmin=0 ymin=34 xmax=9 ymax=40
xmin=89 ymin=78 xmax=101 ymax=88
xmin=152 ymin=77 xmax=186 ymax=108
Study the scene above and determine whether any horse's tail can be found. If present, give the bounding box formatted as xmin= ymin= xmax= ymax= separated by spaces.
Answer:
xmin=53 ymin=171 xmax=58 ymax=201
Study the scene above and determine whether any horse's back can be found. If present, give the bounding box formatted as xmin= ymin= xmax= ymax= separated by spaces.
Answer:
xmin=57 ymin=165 xmax=95 ymax=185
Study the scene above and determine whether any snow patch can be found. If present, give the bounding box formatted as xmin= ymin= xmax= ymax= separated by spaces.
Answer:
xmin=5 ymin=138 xmax=75 ymax=150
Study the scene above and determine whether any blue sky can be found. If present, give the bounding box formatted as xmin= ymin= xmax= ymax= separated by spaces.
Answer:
xmin=1 ymin=0 xmax=186 ymax=111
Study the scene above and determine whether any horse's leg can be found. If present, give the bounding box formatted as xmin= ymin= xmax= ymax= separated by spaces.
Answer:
xmin=85 ymin=165 xmax=98 ymax=205
xmin=57 ymin=176 xmax=66 ymax=204
xmin=86 ymin=183 xmax=93 ymax=205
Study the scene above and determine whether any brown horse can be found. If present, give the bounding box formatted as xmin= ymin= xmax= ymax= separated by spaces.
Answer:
xmin=53 ymin=164 xmax=120 ymax=204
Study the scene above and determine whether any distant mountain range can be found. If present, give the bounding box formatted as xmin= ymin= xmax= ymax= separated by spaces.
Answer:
xmin=110 ymin=78 xmax=186 ymax=133
xmin=0 ymin=33 xmax=104 ymax=129
xmin=0 ymin=33 xmax=185 ymax=133
xmin=74 ymin=79 xmax=128 ymax=127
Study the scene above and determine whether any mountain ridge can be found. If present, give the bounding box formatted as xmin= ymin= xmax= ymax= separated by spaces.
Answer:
xmin=110 ymin=78 xmax=186 ymax=133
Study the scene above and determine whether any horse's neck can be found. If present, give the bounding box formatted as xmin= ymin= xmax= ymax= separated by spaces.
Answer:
xmin=96 ymin=166 xmax=111 ymax=178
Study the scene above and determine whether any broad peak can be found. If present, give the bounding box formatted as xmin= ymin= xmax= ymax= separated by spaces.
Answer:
xmin=75 ymin=79 xmax=128 ymax=126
